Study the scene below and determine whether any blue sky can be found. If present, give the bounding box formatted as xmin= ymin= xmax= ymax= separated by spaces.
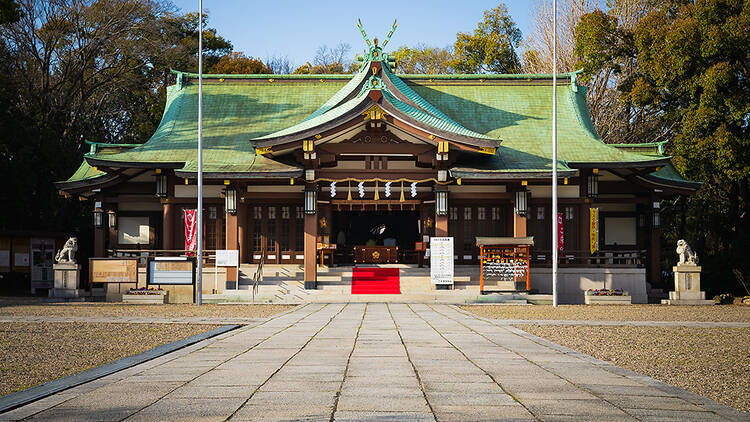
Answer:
xmin=169 ymin=0 xmax=536 ymax=67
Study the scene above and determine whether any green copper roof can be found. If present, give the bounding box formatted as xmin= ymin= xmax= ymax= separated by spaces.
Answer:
xmin=83 ymin=77 xmax=348 ymax=176
xmin=408 ymin=81 xmax=669 ymax=168
xmin=62 ymin=63 xmax=684 ymax=187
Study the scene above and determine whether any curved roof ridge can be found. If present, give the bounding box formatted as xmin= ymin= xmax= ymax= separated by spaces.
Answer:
xmin=381 ymin=66 xmax=462 ymax=126
xmin=381 ymin=90 xmax=496 ymax=141
xmin=303 ymin=65 xmax=371 ymax=121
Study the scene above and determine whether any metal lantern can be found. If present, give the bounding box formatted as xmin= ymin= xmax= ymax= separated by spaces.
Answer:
xmin=514 ymin=190 xmax=528 ymax=216
xmin=93 ymin=207 xmax=104 ymax=228
xmin=107 ymin=210 xmax=117 ymax=229
xmin=224 ymin=187 xmax=237 ymax=214
xmin=304 ymin=188 xmax=317 ymax=215
xmin=652 ymin=211 xmax=661 ymax=228
xmin=587 ymin=174 xmax=599 ymax=199
xmin=436 ymin=190 xmax=448 ymax=216
xmin=156 ymin=174 xmax=168 ymax=198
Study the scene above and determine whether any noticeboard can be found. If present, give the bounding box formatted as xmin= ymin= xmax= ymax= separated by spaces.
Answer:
xmin=479 ymin=245 xmax=531 ymax=292
xmin=430 ymin=237 xmax=454 ymax=285
xmin=89 ymin=258 xmax=138 ymax=284
xmin=215 ymin=250 xmax=239 ymax=267
xmin=147 ymin=257 xmax=195 ymax=285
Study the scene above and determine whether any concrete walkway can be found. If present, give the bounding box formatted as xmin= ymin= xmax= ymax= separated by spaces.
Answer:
xmin=1 ymin=304 xmax=747 ymax=422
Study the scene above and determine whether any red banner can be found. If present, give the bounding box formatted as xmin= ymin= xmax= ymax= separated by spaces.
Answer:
xmin=184 ymin=209 xmax=197 ymax=253
xmin=557 ymin=212 xmax=564 ymax=251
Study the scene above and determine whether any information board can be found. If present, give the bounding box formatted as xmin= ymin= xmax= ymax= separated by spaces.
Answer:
xmin=147 ymin=257 xmax=194 ymax=285
xmin=90 ymin=258 xmax=138 ymax=283
xmin=215 ymin=250 xmax=239 ymax=267
xmin=430 ymin=237 xmax=454 ymax=285
xmin=481 ymin=248 xmax=528 ymax=282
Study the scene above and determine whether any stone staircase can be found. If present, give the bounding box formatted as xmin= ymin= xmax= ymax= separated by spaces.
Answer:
xmin=203 ymin=264 xmax=531 ymax=304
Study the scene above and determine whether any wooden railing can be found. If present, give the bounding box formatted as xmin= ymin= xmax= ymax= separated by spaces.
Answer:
xmin=108 ymin=249 xmax=219 ymax=266
xmin=532 ymin=249 xmax=646 ymax=267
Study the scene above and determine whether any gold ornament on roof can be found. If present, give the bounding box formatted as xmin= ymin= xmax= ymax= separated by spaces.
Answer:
xmin=363 ymin=104 xmax=386 ymax=121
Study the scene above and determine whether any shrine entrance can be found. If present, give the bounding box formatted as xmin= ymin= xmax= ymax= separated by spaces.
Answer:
xmin=331 ymin=210 xmax=421 ymax=265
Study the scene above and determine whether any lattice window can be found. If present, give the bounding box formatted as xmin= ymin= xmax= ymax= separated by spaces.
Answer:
xmin=565 ymin=207 xmax=574 ymax=220
xmin=477 ymin=207 xmax=486 ymax=220
xmin=281 ymin=206 xmax=290 ymax=220
xmin=536 ymin=207 xmax=545 ymax=220
xmin=449 ymin=207 xmax=458 ymax=220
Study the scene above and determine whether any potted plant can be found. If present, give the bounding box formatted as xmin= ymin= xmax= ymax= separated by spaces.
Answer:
xmin=584 ymin=288 xmax=631 ymax=305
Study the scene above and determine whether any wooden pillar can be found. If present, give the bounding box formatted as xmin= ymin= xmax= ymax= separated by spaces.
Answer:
xmin=237 ymin=200 xmax=248 ymax=263
xmin=304 ymin=211 xmax=317 ymax=289
xmin=162 ymin=199 xmax=174 ymax=250
xmin=649 ymin=226 xmax=661 ymax=285
xmin=161 ymin=174 xmax=175 ymax=250
xmin=513 ymin=213 xmax=527 ymax=237
xmin=435 ymin=214 xmax=448 ymax=237
xmin=225 ymin=210 xmax=238 ymax=284
xmin=94 ymin=226 xmax=106 ymax=257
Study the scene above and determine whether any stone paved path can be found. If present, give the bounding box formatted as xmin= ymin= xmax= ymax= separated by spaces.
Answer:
xmin=1 ymin=303 xmax=747 ymax=422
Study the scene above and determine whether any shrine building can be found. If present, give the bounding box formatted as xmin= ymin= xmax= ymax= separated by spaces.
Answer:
xmin=57 ymin=24 xmax=698 ymax=303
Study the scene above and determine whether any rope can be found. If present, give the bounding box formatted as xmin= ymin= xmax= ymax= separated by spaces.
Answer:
xmin=311 ymin=177 xmax=452 ymax=185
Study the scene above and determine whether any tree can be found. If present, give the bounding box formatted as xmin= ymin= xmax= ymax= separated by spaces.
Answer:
xmin=0 ymin=0 xmax=234 ymax=233
xmin=451 ymin=4 xmax=523 ymax=73
xmin=293 ymin=43 xmax=356 ymax=74
xmin=524 ymin=0 xmax=657 ymax=144
xmin=523 ymin=0 xmax=599 ymax=74
xmin=393 ymin=44 xmax=455 ymax=74
xmin=576 ymin=0 xmax=750 ymax=294
xmin=266 ymin=54 xmax=293 ymax=74
xmin=210 ymin=52 xmax=271 ymax=74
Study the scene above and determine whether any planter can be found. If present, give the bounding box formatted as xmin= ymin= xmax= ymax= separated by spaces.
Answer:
xmin=122 ymin=291 xmax=168 ymax=304
xmin=585 ymin=290 xmax=631 ymax=305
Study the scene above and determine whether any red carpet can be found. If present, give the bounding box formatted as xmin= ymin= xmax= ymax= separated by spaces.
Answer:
xmin=351 ymin=267 xmax=400 ymax=294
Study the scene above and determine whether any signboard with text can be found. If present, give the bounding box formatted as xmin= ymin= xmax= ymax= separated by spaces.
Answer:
xmin=90 ymin=258 xmax=138 ymax=284
xmin=430 ymin=237 xmax=454 ymax=286
xmin=215 ymin=250 xmax=239 ymax=267
xmin=147 ymin=257 xmax=195 ymax=285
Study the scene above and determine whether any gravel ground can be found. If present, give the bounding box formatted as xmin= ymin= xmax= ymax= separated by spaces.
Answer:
xmin=0 ymin=322 xmax=222 ymax=396
xmin=461 ymin=304 xmax=750 ymax=322
xmin=517 ymin=324 xmax=750 ymax=413
xmin=0 ymin=298 xmax=294 ymax=319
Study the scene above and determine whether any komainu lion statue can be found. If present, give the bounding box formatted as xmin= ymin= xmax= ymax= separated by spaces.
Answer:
xmin=55 ymin=237 xmax=78 ymax=264
xmin=676 ymin=239 xmax=698 ymax=265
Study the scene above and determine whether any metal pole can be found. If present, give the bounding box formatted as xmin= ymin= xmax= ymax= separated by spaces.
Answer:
xmin=551 ymin=0 xmax=559 ymax=307
xmin=196 ymin=0 xmax=204 ymax=305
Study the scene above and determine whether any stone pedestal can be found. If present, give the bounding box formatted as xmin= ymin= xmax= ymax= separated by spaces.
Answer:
xmin=661 ymin=264 xmax=713 ymax=305
xmin=50 ymin=263 xmax=84 ymax=298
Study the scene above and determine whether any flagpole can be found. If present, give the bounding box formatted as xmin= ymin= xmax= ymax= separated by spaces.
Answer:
xmin=196 ymin=0 xmax=204 ymax=306
xmin=551 ymin=0 xmax=559 ymax=308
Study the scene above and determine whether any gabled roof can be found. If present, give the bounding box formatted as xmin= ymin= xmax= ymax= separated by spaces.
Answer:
xmin=251 ymin=60 xmax=500 ymax=150
xmin=58 ymin=23 xmax=696 ymax=192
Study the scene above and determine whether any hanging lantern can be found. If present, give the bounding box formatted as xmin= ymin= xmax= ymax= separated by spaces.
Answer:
xmin=93 ymin=207 xmax=104 ymax=228
xmin=652 ymin=211 xmax=661 ymax=228
xmin=304 ymin=188 xmax=317 ymax=215
xmin=224 ymin=186 xmax=237 ymax=214
xmin=107 ymin=210 xmax=117 ymax=229
xmin=515 ymin=190 xmax=528 ymax=216
xmin=587 ymin=173 xmax=599 ymax=199
xmin=436 ymin=191 xmax=448 ymax=216
xmin=156 ymin=173 xmax=168 ymax=197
